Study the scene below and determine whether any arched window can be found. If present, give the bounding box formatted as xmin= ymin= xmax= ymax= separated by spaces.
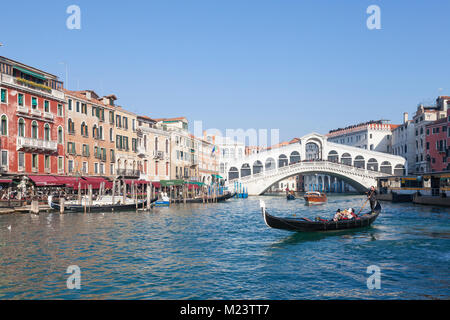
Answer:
xmin=18 ymin=118 xmax=25 ymax=137
xmin=44 ymin=123 xmax=50 ymax=141
xmin=58 ymin=126 xmax=63 ymax=144
xmin=92 ymin=125 xmax=97 ymax=139
xmin=68 ymin=118 xmax=73 ymax=133
xmin=1 ymin=115 xmax=7 ymax=136
xmin=32 ymin=121 xmax=38 ymax=139
xmin=165 ymin=139 xmax=169 ymax=153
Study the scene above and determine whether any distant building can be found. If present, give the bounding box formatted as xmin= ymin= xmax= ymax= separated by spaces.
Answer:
xmin=425 ymin=108 xmax=449 ymax=172
xmin=412 ymin=97 xmax=449 ymax=173
xmin=391 ymin=112 xmax=415 ymax=174
xmin=327 ymin=120 xmax=398 ymax=153
xmin=205 ymin=134 xmax=245 ymax=179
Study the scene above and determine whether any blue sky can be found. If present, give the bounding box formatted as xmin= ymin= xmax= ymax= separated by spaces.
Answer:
xmin=1 ymin=0 xmax=449 ymax=142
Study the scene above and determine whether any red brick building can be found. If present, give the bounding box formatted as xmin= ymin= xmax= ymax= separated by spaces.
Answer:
xmin=425 ymin=109 xmax=450 ymax=172
xmin=0 ymin=56 xmax=65 ymax=177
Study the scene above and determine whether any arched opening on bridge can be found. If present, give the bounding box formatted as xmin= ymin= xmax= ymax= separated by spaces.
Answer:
xmin=367 ymin=158 xmax=378 ymax=171
xmin=305 ymin=142 xmax=321 ymax=160
xmin=394 ymin=164 xmax=405 ymax=176
xmin=327 ymin=150 xmax=339 ymax=163
xmin=278 ymin=154 xmax=288 ymax=168
xmin=354 ymin=155 xmax=365 ymax=169
xmin=228 ymin=167 xmax=239 ymax=180
xmin=241 ymin=163 xmax=251 ymax=177
xmin=380 ymin=161 xmax=392 ymax=174
xmin=265 ymin=157 xmax=276 ymax=171
xmin=253 ymin=160 xmax=263 ymax=174
xmin=289 ymin=151 xmax=301 ymax=164
xmin=341 ymin=153 xmax=352 ymax=166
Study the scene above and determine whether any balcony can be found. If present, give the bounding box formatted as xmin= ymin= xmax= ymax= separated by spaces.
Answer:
xmin=116 ymin=169 xmax=140 ymax=177
xmin=16 ymin=104 xmax=28 ymax=114
xmin=30 ymin=108 xmax=41 ymax=117
xmin=17 ymin=137 xmax=57 ymax=153
xmin=43 ymin=112 xmax=54 ymax=120
xmin=153 ymin=150 xmax=165 ymax=160
xmin=137 ymin=146 xmax=146 ymax=158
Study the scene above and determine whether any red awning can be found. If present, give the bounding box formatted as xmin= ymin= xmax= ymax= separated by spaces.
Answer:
xmin=79 ymin=177 xmax=112 ymax=189
xmin=186 ymin=183 xmax=200 ymax=190
xmin=152 ymin=182 xmax=161 ymax=188
xmin=28 ymin=175 xmax=64 ymax=187
xmin=124 ymin=179 xmax=150 ymax=186
xmin=53 ymin=176 xmax=82 ymax=188
xmin=0 ymin=179 xmax=12 ymax=184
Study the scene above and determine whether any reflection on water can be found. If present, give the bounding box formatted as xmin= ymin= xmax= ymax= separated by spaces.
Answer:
xmin=0 ymin=195 xmax=449 ymax=299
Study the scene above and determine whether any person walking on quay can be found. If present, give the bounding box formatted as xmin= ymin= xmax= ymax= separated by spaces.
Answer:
xmin=366 ymin=186 xmax=377 ymax=211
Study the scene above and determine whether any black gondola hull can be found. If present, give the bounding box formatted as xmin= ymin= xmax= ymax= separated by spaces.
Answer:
xmin=262 ymin=202 xmax=381 ymax=232
xmin=51 ymin=198 xmax=157 ymax=213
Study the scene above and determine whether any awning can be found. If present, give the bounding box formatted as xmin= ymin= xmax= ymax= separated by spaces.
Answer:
xmin=160 ymin=180 xmax=184 ymax=187
xmin=124 ymin=179 xmax=150 ymax=186
xmin=14 ymin=66 xmax=46 ymax=80
xmin=80 ymin=177 xmax=112 ymax=189
xmin=212 ymin=174 xmax=223 ymax=179
xmin=53 ymin=176 xmax=82 ymax=188
xmin=186 ymin=183 xmax=200 ymax=190
xmin=28 ymin=175 xmax=64 ymax=187
xmin=0 ymin=179 xmax=12 ymax=184
xmin=185 ymin=181 xmax=204 ymax=186
xmin=152 ymin=182 xmax=161 ymax=188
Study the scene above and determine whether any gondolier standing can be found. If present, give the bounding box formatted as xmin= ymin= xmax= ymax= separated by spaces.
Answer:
xmin=366 ymin=186 xmax=377 ymax=211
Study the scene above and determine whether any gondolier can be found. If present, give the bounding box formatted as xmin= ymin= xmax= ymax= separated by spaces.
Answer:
xmin=366 ymin=186 xmax=377 ymax=211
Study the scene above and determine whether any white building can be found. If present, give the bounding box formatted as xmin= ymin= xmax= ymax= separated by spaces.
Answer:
xmin=391 ymin=113 xmax=415 ymax=175
xmin=327 ymin=120 xmax=397 ymax=153
xmin=204 ymin=134 xmax=245 ymax=179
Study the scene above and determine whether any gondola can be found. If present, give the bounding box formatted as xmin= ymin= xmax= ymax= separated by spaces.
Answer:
xmin=286 ymin=194 xmax=295 ymax=200
xmin=48 ymin=196 xmax=158 ymax=213
xmin=171 ymin=192 xmax=234 ymax=204
xmin=260 ymin=200 xmax=381 ymax=232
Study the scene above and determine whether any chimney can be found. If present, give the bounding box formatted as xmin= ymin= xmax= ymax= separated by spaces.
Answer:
xmin=403 ymin=112 xmax=408 ymax=124
xmin=85 ymin=91 xmax=91 ymax=100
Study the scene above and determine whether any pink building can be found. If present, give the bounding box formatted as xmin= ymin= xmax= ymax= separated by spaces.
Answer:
xmin=425 ymin=109 xmax=450 ymax=172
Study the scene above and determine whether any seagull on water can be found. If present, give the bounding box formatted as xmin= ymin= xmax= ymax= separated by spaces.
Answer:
xmin=7 ymin=225 xmax=11 ymax=231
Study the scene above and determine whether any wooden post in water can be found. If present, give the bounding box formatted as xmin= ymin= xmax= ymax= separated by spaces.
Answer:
xmin=78 ymin=182 xmax=82 ymax=205
xmin=60 ymin=198 xmax=65 ymax=214
xmin=112 ymin=179 xmax=116 ymax=205
xmin=146 ymin=183 xmax=151 ymax=211
xmin=122 ymin=180 xmax=126 ymax=204
xmin=88 ymin=185 xmax=93 ymax=213
xmin=30 ymin=199 xmax=39 ymax=215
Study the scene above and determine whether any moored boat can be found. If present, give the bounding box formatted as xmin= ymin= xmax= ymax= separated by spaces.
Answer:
xmin=48 ymin=195 xmax=156 ymax=212
xmin=260 ymin=200 xmax=381 ymax=232
xmin=303 ymin=191 xmax=327 ymax=204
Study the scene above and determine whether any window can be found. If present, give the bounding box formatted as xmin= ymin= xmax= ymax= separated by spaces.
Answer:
xmin=123 ymin=117 xmax=128 ymax=130
xmin=57 ymin=104 xmax=63 ymax=116
xmin=31 ymin=97 xmax=38 ymax=109
xmin=116 ymin=115 xmax=121 ymax=128
xmin=44 ymin=123 xmax=50 ymax=141
xmin=32 ymin=121 xmax=38 ymax=139
xmin=82 ymin=144 xmax=89 ymax=157
xmin=58 ymin=126 xmax=63 ymax=144
xmin=166 ymin=162 xmax=169 ymax=176
xmin=18 ymin=93 xmax=24 ymax=106
xmin=76 ymin=101 xmax=80 ymax=112
xmin=68 ymin=99 xmax=72 ymax=111
xmin=1 ymin=150 xmax=8 ymax=169
xmin=18 ymin=152 xmax=24 ymax=171
xmin=1 ymin=115 xmax=7 ymax=135
xmin=44 ymin=100 xmax=49 ymax=113
xmin=155 ymin=161 xmax=158 ymax=175
xmin=82 ymin=162 xmax=88 ymax=174
xmin=32 ymin=154 xmax=38 ymax=171
xmin=100 ymin=163 xmax=104 ymax=174
xmin=123 ymin=136 xmax=129 ymax=150
xmin=94 ymin=163 xmax=99 ymax=174
xmin=132 ymin=119 xmax=135 ymax=131
xmin=110 ymin=149 xmax=115 ymax=162
xmin=110 ymin=164 xmax=114 ymax=175
xmin=58 ymin=156 xmax=63 ymax=172
xmin=166 ymin=139 xmax=169 ymax=153
xmin=116 ymin=135 xmax=122 ymax=149
xmin=0 ymin=88 xmax=7 ymax=103
xmin=44 ymin=155 xmax=50 ymax=171
xmin=110 ymin=128 xmax=113 ymax=142
xmin=18 ymin=118 xmax=25 ymax=137
xmin=68 ymin=160 xmax=74 ymax=173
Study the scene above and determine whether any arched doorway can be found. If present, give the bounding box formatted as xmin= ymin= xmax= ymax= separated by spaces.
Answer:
xmin=354 ymin=155 xmax=365 ymax=169
xmin=228 ymin=167 xmax=239 ymax=180
xmin=289 ymin=151 xmax=301 ymax=164
xmin=253 ymin=160 xmax=263 ymax=174
xmin=241 ymin=163 xmax=251 ymax=177
xmin=327 ymin=150 xmax=339 ymax=163
xmin=265 ymin=157 xmax=276 ymax=171
xmin=367 ymin=158 xmax=378 ymax=171
xmin=278 ymin=154 xmax=288 ymax=168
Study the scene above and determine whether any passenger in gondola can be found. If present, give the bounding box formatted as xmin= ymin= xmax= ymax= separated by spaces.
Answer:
xmin=333 ymin=209 xmax=342 ymax=221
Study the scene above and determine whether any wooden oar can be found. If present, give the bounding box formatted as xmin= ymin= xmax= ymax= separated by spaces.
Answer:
xmin=357 ymin=190 xmax=374 ymax=216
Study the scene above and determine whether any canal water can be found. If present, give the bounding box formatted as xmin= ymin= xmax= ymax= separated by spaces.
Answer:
xmin=0 ymin=195 xmax=449 ymax=299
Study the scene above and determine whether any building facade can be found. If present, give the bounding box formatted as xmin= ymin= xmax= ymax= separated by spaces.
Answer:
xmin=391 ymin=112 xmax=415 ymax=174
xmin=0 ymin=56 xmax=65 ymax=176
xmin=425 ymin=108 xmax=449 ymax=172
xmin=65 ymin=90 xmax=116 ymax=177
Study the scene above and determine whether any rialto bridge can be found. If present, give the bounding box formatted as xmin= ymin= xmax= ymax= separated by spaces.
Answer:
xmin=225 ymin=133 xmax=407 ymax=195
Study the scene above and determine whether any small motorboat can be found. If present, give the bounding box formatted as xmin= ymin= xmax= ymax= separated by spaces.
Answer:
xmin=286 ymin=193 xmax=295 ymax=200
xmin=260 ymin=200 xmax=381 ymax=232
xmin=154 ymin=195 xmax=170 ymax=207
xmin=303 ymin=191 xmax=327 ymax=204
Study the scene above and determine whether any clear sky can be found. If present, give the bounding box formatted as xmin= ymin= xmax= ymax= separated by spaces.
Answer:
xmin=1 ymin=0 xmax=449 ymax=142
